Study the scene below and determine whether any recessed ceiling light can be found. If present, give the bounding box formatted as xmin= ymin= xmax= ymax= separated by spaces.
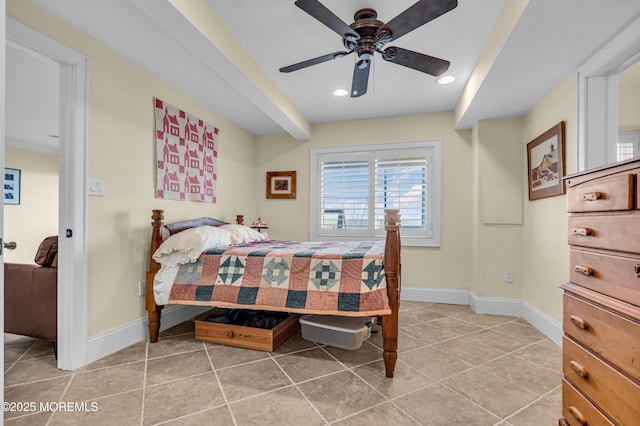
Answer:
xmin=333 ymin=88 xmax=349 ymax=97
xmin=437 ymin=75 xmax=455 ymax=85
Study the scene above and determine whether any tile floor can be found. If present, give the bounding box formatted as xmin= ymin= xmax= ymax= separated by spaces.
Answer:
xmin=4 ymin=302 xmax=562 ymax=425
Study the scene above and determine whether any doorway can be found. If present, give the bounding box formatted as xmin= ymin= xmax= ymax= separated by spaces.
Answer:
xmin=5 ymin=18 xmax=89 ymax=371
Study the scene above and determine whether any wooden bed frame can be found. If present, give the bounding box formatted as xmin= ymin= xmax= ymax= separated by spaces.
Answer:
xmin=146 ymin=209 xmax=401 ymax=377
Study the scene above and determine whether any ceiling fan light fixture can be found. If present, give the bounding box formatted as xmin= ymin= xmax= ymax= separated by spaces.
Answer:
xmin=284 ymin=0 xmax=459 ymax=96
xmin=437 ymin=75 xmax=455 ymax=85
xmin=333 ymin=88 xmax=349 ymax=96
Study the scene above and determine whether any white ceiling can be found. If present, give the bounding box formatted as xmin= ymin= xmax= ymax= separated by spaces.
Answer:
xmin=8 ymin=0 xmax=640 ymax=146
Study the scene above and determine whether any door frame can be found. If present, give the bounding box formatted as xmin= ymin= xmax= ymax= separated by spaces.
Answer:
xmin=6 ymin=18 xmax=89 ymax=371
xmin=1 ymin=2 xmax=6 ymax=421
xmin=577 ymin=16 xmax=640 ymax=170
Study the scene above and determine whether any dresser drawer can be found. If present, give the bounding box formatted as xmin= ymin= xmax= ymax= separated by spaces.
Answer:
xmin=563 ymin=293 xmax=640 ymax=381
xmin=570 ymin=249 xmax=640 ymax=307
xmin=567 ymin=173 xmax=634 ymax=213
xmin=568 ymin=214 xmax=640 ymax=254
xmin=563 ymin=337 xmax=640 ymax=426
xmin=561 ymin=378 xmax=614 ymax=426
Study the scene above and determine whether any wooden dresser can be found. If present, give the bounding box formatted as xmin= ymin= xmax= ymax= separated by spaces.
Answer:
xmin=560 ymin=157 xmax=640 ymax=426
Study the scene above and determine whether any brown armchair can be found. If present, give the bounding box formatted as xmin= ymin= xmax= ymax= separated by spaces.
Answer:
xmin=4 ymin=236 xmax=58 ymax=354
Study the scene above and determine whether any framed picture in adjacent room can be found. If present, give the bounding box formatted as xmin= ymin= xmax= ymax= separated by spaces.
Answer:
xmin=527 ymin=122 xmax=566 ymax=201
xmin=266 ymin=171 xmax=296 ymax=199
xmin=4 ymin=168 xmax=21 ymax=205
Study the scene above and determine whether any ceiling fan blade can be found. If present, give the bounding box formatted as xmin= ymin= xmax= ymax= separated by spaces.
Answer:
xmin=382 ymin=46 xmax=450 ymax=76
xmin=295 ymin=0 xmax=360 ymax=40
xmin=280 ymin=50 xmax=353 ymax=73
xmin=381 ymin=0 xmax=458 ymax=42
xmin=351 ymin=59 xmax=370 ymax=98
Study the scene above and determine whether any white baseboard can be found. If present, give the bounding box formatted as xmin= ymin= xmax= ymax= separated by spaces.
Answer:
xmin=522 ymin=300 xmax=563 ymax=347
xmin=401 ymin=287 xmax=470 ymax=305
xmin=88 ymin=288 xmax=562 ymax=365
xmin=86 ymin=305 xmax=210 ymax=365
xmin=402 ymin=287 xmax=562 ymax=347
xmin=469 ymin=292 xmax=523 ymax=317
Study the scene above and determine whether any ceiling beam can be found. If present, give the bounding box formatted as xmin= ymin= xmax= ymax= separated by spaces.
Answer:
xmin=132 ymin=0 xmax=311 ymax=140
xmin=454 ymin=0 xmax=529 ymax=129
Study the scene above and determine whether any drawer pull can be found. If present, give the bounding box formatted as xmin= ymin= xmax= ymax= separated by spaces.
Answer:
xmin=226 ymin=330 xmax=235 ymax=338
xmin=572 ymin=228 xmax=593 ymax=237
xmin=569 ymin=360 xmax=589 ymax=378
xmin=635 ymin=264 xmax=640 ymax=278
xmin=568 ymin=406 xmax=587 ymax=425
xmin=574 ymin=265 xmax=594 ymax=276
xmin=582 ymin=191 xmax=603 ymax=201
xmin=569 ymin=315 xmax=589 ymax=330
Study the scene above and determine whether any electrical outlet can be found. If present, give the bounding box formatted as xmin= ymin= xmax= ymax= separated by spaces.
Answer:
xmin=139 ymin=280 xmax=146 ymax=297
xmin=504 ymin=269 xmax=514 ymax=283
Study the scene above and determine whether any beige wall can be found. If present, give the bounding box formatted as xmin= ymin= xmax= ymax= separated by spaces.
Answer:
xmin=4 ymin=147 xmax=58 ymax=264
xmin=521 ymin=75 xmax=577 ymax=321
xmin=256 ymin=113 xmax=475 ymax=291
xmin=472 ymin=118 xmax=524 ymax=299
xmin=8 ymin=1 xmax=258 ymax=337
xmin=619 ymin=60 xmax=640 ymax=132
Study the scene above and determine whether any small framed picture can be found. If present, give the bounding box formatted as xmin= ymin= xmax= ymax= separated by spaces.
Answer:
xmin=266 ymin=171 xmax=296 ymax=199
xmin=4 ymin=168 xmax=21 ymax=205
xmin=527 ymin=122 xmax=566 ymax=201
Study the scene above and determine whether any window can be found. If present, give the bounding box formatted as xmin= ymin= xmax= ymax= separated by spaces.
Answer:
xmin=617 ymin=132 xmax=640 ymax=162
xmin=310 ymin=141 xmax=441 ymax=247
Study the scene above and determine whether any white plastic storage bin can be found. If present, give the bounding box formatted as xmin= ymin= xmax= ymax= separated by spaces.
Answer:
xmin=299 ymin=315 xmax=373 ymax=350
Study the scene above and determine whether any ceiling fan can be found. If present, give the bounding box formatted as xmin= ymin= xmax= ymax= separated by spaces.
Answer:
xmin=279 ymin=0 xmax=458 ymax=97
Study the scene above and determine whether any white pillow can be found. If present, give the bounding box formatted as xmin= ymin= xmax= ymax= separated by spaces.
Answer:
xmin=218 ymin=224 xmax=267 ymax=244
xmin=152 ymin=225 xmax=232 ymax=267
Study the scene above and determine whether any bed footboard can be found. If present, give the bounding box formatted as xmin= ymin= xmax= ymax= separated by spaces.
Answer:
xmin=382 ymin=209 xmax=400 ymax=378
xmin=147 ymin=210 xmax=165 ymax=343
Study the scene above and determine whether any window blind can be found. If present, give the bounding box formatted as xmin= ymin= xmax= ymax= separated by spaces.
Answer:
xmin=310 ymin=140 xmax=441 ymax=246
xmin=320 ymin=158 xmax=369 ymax=230
xmin=374 ymin=156 xmax=429 ymax=233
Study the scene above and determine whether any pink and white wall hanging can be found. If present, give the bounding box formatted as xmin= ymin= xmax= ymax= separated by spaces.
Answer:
xmin=154 ymin=98 xmax=218 ymax=203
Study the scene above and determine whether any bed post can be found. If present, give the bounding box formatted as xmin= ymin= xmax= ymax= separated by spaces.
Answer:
xmin=383 ymin=209 xmax=400 ymax=378
xmin=147 ymin=209 xmax=165 ymax=343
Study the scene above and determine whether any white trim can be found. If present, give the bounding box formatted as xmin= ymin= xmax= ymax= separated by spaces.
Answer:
xmin=1 ymin=1 xmax=7 ymax=421
xmin=469 ymin=292 xmax=523 ymax=317
xmin=5 ymin=137 xmax=59 ymax=155
xmin=577 ymin=15 xmax=640 ymax=171
xmin=522 ymin=300 xmax=562 ymax=347
xmin=401 ymin=287 xmax=561 ymax=347
xmin=401 ymin=286 xmax=470 ymax=305
xmin=7 ymin=18 xmax=90 ymax=371
xmin=87 ymin=306 xmax=210 ymax=364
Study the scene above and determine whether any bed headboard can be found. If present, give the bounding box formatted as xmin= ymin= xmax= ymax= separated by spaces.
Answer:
xmin=164 ymin=217 xmax=229 ymax=235
xmin=148 ymin=210 xmax=241 ymax=275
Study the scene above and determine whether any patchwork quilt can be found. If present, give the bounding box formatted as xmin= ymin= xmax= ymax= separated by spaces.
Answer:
xmin=168 ymin=240 xmax=391 ymax=316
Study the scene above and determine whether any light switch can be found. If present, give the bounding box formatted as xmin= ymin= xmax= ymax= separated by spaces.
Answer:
xmin=89 ymin=178 xmax=105 ymax=196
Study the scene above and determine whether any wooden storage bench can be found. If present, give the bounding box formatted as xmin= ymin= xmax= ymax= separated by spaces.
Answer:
xmin=194 ymin=310 xmax=301 ymax=351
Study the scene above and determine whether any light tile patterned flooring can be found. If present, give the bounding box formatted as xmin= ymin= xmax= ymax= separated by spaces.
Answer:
xmin=4 ymin=302 xmax=562 ymax=425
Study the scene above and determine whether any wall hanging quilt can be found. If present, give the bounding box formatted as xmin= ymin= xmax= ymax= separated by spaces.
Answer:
xmin=154 ymin=98 xmax=218 ymax=203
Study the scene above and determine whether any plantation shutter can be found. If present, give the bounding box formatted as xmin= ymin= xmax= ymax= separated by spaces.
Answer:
xmin=319 ymin=154 xmax=370 ymax=231
xmin=310 ymin=140 xmax=441 ymax=246
xmin=374 ymin=155 xmax=429 ymax=233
